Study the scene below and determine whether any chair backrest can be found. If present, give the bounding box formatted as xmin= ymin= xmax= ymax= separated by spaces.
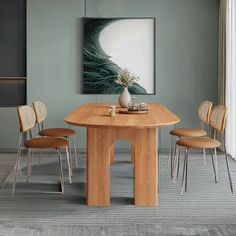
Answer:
xmin=198 ymin=101 xmax=213 ymax=124
xmin=32 ymin=101 xmax=47 ymax=124
xmin=209 ymin=105 xmax=227 ymax=133
xmin=17 ymin=105 xmax=36 ymax=133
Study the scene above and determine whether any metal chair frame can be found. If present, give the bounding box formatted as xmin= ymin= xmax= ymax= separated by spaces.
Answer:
xmin=12 ymin=130 xmax=66 ymax=196
xmin=179 ymin=131 xmax=233 ymax=195
xmin=168 ymin=101 xmax=213 ymax=179
xmin=36 ymin=121 xmax=74 ymax=180
xmin=12 ymin=107 xmax=71 ymax=196
xmin=177 ymin=104 xmax=233 ymax=195
xmin=172 ymin=121 xmax=212 ymax=183
xmin=33 ymin=102 xmax=78 ymax=169
xmin=29 ymin=118 xmax=72 ymax=184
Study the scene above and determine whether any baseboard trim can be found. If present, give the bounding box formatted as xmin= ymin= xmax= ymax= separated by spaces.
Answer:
xmin=0 ymin=148 xmax=131 ymax=154
xmin=0 ymin=147 xmax=209 ymax=154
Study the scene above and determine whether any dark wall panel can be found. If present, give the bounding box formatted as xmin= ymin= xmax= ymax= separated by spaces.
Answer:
xmin=0 ymin=79 xmax=26 ymax=106
xmin=0 ymin=0 xmax=26 ymax=76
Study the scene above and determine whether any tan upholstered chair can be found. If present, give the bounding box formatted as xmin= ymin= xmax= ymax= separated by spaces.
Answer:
xmin=169 ymin=101 xmax=212 ymax=180
xmin=13 ymin=105 xmax=71 ymax=196
xmin=32 ymin=101 xmax=78 ymax=173
xmin=176 ymin=105 xmax=233 ymax=195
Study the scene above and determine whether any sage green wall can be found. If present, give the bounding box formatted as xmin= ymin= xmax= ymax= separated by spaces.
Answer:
xmin=0 ymin=0 xmax=219 ymax=150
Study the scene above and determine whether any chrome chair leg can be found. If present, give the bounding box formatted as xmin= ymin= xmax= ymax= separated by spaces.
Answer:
xmin=173 ymin=145 xmax=179 ymax=184
xmin=177 ymin=147 xmax=180 ymax=179
xmin=203 ymin=148 xmax=207 ymax=167
xmin=16 ymin=133 xmax=24 ymax=175
xmin=67 ymin=137 xmax=73 ymax=176
xmin=12 ymin=148 xmax=22 ymax=196
xmin=214 ymin=148 xmax=218 ymax=180
xmin=222 ymin=136 xmax=233 ymax=193
xmin=27 ymin=148 xmax=32 ymax=182
xmin=210 ymin=149 xmax=218 ymax=183
xmin=72 ymin=136 xmax=78 ymax=168
xmin=167 ymin=141 xmax=172 ymax=167
xmin=172 ymin=144 xmax=177 ymax=181
xmin=171 ymin=138 xmax=178 ymax=179
xmin=173 ymin=137 xmax=180 ymax=184
xmin=225 ymin=152 xmax=233 ymax=193
xmin=168 ymin=124 xmax=176 ymax=167
xmin=168 ymin=134 xmax=174 ymax=168
xmin=57 ymin=149 xmax=64 ymax=195
xmin=65 ymin=146 xmax=72 ymax=184
xmin=181 ymin=149 xmax=188 ymax=195
xmin=185 ymin=152 xmax=188 ymax=192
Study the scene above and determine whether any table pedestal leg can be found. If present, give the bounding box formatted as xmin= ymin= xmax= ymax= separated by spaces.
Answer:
xmin=87 ymin=127 xmax=111 ymax=206
xmin=133 ymin=128 xmax=158 ymax=206
xmin=87 ymin=127 xmax=158 ymax=207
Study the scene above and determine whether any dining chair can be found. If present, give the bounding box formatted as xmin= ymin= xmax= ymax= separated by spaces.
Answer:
xmin=32 ymin=101 xmax=78 ymax=173
xmin=169 ymin=101 xmax=212 ymax=181
xmin=12 ymin=105 xmax=71 ymax=196
xmin=176 ymin=105 xmax=233 ymax=195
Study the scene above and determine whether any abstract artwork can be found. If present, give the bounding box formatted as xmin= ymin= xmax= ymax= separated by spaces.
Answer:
xmin=83 ymin=18 xmax=155 ymax=94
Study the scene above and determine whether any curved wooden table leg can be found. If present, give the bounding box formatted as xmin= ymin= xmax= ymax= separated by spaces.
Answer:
xmin=132 ymin=128 xmax=158 ymax=206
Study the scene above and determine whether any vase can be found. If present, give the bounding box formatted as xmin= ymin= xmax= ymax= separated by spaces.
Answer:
xmin=118 ymin=87 xmax=131 ymax=108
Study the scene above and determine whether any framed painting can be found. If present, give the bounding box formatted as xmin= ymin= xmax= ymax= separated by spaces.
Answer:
xmin=83 ymin=17 xmax=155 ymax=94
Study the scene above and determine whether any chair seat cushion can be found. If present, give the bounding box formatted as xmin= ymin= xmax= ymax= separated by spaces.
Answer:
xmin=39 ymin=128 xmax=76 ymax=137
xmin=25 ymin=137 xmax=68 ymax=149
xmin=176 ymin=137 xmax=221 ymax=149
xmin=169 ymin=128 xmax=206 ymax=137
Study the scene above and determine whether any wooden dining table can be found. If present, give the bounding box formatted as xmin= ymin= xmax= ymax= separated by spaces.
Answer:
xmin=64 ymin=103 xmax=180 ymax=207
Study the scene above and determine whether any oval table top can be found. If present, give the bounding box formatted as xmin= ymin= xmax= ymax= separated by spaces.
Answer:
xmin=64 ymin=103 xmax=180 ymax=129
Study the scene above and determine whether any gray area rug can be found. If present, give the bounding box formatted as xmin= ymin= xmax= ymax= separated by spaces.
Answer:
xmin=0 ymin=152 xmax=236 ymax=236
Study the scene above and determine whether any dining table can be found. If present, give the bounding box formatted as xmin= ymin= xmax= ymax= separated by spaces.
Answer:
xmin=64 ymin=103 xmax=180 ymax=207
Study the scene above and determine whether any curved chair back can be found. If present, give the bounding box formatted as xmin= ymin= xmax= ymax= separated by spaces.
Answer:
xmin=17 ymin=105 xmax=36 ymax=133
xmin=209 ymin=105 xmax=227 ymax=133
xmin=198 ymin=101 xmax=213 ymax=124
xmin=32 ymin=101 xmax=47 ymax=124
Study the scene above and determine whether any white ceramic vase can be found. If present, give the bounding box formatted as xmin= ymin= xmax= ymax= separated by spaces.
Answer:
xmin=118 ymin=87 xmax=131 ymax=108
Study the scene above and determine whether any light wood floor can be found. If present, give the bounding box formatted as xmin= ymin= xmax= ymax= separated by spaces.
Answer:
xmin=0 ymin=153 xmax=16 ymax=187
